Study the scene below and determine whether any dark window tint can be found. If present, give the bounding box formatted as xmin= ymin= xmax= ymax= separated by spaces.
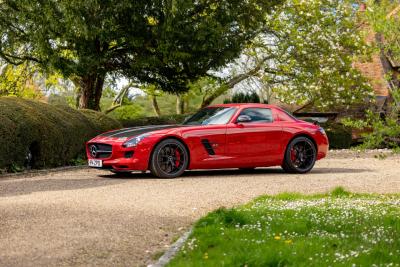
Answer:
xmin=238 ymin=108 xmax=273 ymax=123
xmin=183 ymin=107 xmax=237 ymax=125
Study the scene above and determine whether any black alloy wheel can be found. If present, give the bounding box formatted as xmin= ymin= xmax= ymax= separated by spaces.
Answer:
xmin=150 ymin=139 xmax=189 ymax=178
xmin=282 ymin=136 xmax=317 ymax=173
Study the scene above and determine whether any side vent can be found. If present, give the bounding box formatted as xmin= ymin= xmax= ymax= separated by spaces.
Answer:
xmin=201 ymin=139 xmax=215 ymax=155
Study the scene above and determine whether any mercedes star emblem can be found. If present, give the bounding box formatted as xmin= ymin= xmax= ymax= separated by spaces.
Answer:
xmin=90 ymin=145 xmax=97 ymax=157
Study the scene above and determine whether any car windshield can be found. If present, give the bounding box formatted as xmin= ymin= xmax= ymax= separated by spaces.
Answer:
xmin=183 ymin=107 xmax=237 ymax=125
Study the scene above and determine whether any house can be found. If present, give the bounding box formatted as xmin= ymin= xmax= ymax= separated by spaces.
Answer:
xmin=353 ymin=2 xmax=400 ymax=113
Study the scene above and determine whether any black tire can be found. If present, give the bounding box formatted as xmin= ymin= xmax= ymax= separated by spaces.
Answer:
xmin=150 ymin=139 xmax=189 ymax=178
xmin=282 ymin=136 xmax=317 ymax=174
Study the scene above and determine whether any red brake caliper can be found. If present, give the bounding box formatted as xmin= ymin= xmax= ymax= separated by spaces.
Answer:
xmin=290 ymin=147 xmax=297 ymax=162
xmin=175 ymin=150 xmax=181 ymax=167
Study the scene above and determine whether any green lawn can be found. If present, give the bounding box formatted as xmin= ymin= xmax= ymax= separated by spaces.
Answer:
xmin=168 ymin=188 xmax=400 ymax=267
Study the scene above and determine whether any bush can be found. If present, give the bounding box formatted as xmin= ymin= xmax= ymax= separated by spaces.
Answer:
xmin=0 ymin=97 xmax=121 ymax=172
xmin=342 ymin=90 xmax=400 ymax=151
xmin=321 ymin=122 xmax=353 ymax=149
xmin=120 ymin=114 xmax=188 ymax=127
xmin=224 ymin=91 xmax=261 ymax=104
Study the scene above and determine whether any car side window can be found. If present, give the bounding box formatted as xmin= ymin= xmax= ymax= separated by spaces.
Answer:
xmin=238 ymin=108 xmax=273 ymax=123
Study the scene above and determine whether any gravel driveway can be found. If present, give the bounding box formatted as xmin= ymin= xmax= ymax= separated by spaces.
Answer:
xmin=1 ymin=151 xmax=399 ymax=267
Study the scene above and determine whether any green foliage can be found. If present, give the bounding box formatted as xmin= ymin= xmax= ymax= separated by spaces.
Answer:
xmin=366 ymin=0 xmax=400 ymax=64
xmin=0 ymin=0 xmax=282 ymax=109
xmin=0 ymin=63 xmax=43 ymax=99
xmin=108 ymin=104 xmax=145 ymax=120
xmin=120 ymin=114 xmax=188 ymax=127
xmin=0 ymin=97 xmax=121 ymax=172
xmin=188 ymin=76 xmax=229 ymax=108
xmin=240 ymin=0 xmax=374 ymax=110
xmin=342 ymin=90 xmax=400 ymax=150
xmin=330 ymin=187 xmax=352 ymax=198
xmin=197 ymin=208 xmax=248 ymax=228
xmin=169 ymin=189 xmax=400 ymax=266
xmin=224 ymin=91 xmax=261 ymax=104
xmin=104 ymin=92 xmax=204 ymax=121
xmin=322 ymin=122 xmax=353 ymax=149
xmin=79 ymin=109 xmax=122 ymax=133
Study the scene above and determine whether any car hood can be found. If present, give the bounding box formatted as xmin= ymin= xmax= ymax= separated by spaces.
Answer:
xmin=98 ymin=125 xmax=185 ymax=139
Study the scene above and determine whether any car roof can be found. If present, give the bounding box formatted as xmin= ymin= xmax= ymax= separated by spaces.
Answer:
xmin=209 ymin=103 xmax=278 ymax=109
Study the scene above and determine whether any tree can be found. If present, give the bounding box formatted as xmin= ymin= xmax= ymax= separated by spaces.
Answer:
xmin=340 ymin=1 xmax=400 ymax=151
xmin=0 ymin=61 xmax=65 ymax=99
xmin=104 ymin=82 xmax=140 ymax=114
xmin=141 ymin=84 xmax=162 ymax=117
xmin=367 ymin=1 xmax=400 ymax=64
xmin=248 ymin=0 xmax=374 ymax=111
xmin=196 ymin=57 xmax=268 ymax=108
xmin=0 ymin=0 xmax=281 ymax=110
xmin=0 ymin=62 xmax=41 ymax=98
xmin=366 ymin=0 xmax=400 ymax=95
xmin=224 ymin=91 xmax=261 ymax=103
xmin=188 ymin=0 xmax=373 ymax=111
xmin=343 ymin=89 xmax=400 ymax=150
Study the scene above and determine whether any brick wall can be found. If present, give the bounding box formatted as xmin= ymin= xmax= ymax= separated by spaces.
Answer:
xmin=353 ymin=23 xmax=390 ymax=97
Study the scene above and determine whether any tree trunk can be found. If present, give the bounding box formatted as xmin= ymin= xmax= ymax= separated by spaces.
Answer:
xmin=76 ymin=74 xmax=105 ymax=111
xmin=176 ymin=95 xmax=184 ymax=114
xmin=184 ymin=95 xmax=189 ymax=113
xmin=200 ymin=57 xmax=271 ymax=109
xmin=105 ymin=84 xmax=131 ymax=114
xmin=201 ymin=85 xmax=228 ymax=108
xmin=152 ymin=95 xmax=161 ymax=117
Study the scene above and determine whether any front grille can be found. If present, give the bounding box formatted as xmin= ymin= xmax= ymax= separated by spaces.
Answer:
xmin=88 ymin=143 xmax=112 ymax=159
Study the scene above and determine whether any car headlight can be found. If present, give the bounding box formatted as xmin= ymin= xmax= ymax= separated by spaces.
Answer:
xmin=318 ymin=127 xmax=326 ymax=136
xmin=123 ymin=133 xmax=150 ymax=148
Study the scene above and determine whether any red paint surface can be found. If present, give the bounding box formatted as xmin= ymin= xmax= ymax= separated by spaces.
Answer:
xmin=86 ymin=104 xmax=329 ymax=172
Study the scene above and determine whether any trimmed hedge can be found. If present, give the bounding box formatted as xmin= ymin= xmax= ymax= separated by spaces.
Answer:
xmin=0 ymin=97 xmax=121 ymax=172
xmin=120 ymin=114 xmax=188 ymax=127
xmin=321 ymin=122 xmax=353 ymax=149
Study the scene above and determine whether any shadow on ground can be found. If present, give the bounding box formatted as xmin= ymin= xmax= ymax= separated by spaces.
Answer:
xmin=0 ymin=178 xmax=127 ymax=197
xmin=100 ymin=166 xmax=372 ymax=179
xmin=0 ymin=167 xmax=372 ymax=197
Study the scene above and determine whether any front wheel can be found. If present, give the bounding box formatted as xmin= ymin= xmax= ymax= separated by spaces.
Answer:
xmin=282 ymin=136 xmax=317 ymax=174
xmin=150 ymin=139 xmax=189 ymax=178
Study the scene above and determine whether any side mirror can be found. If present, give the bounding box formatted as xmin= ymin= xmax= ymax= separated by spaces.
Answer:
xmin=237 ymin=115 xmax=252 ymax=123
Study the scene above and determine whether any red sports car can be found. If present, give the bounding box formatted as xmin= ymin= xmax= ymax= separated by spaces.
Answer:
xmin=86 ymin=104 xmax=328 ymax=178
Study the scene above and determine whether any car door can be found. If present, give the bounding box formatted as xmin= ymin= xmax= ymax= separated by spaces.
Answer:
xmin=226 ymin=107 xmax=282 ymax=166
xmin=181 ymin=107 xmax=238 ymax=169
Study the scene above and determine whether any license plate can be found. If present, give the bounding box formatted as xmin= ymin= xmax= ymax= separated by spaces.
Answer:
xmin=88 ymin=159 xmax=103 ymax=168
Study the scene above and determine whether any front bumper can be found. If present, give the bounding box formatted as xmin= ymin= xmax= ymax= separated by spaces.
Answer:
xmin=98 ymin=158 xmax=142 ymax=171
xmin=316 ymin=134 xmax=329 ymax=160
xmin=86 ymin=142 xmax=151 ymax=171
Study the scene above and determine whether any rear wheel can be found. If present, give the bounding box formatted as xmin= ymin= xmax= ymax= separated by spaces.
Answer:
xmin=150 ymin=139 xmax=189 ymax=178
xmin=282 ymin=136 xmax=317 ymax=174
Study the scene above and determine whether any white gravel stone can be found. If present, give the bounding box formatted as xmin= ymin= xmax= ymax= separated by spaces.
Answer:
xmin=0 ymin=151 xmax=399 ymax=266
